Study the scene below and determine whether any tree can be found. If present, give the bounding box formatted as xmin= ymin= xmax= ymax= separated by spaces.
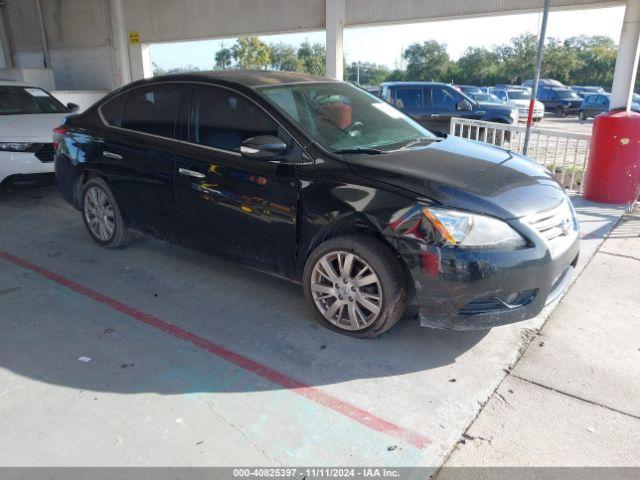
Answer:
xmin=215 ymin=46 xmax=233 ymax=70
xmin=345 ymin=62 xmax=390 ymax=86
xmin=152 ymin=62 xmax=200 ymax=76
xmin=403 ymin=41 xmax=451 ymax=81
xmin=297 ymin=40 xmax=326 ymax=75
xmin=455 ymin=47 xmax=503 ymax=85
xmin=269 ymin=42 xmax=303 ymax=72
xmin=496 ymin=33 xmax=537 ymax=84
xmin=232 ymin=36 xmax=271 ymax=70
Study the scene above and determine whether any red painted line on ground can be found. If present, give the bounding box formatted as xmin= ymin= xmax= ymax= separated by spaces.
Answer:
xmin=0 ymin=250 xmax=431 ymax=450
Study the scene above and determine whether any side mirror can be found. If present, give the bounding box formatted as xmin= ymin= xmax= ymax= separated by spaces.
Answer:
xmin=67 ymin=102 xmax=80 ymax=112
xmin=456 ymin=100 xmax=472 ymax=111
xmin=240 ymin=135 xmax=287 ymax=160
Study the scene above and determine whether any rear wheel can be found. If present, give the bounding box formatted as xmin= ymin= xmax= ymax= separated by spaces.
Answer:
xmin=303 ymin=235 xmax=407 ymax=338
xmin=579 ymin=110 xmax=587 ymax=122
xmin=81 ymin=178 xmax=134 ymax=248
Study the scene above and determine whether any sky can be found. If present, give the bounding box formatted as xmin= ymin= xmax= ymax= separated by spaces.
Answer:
xmin=150 ymin=5 xmax=626 ymax=71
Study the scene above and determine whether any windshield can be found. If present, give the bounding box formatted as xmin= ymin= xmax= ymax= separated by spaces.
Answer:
xmin=507 ymin=90 xmax=530 ymax=100
xmin=257 ymin=82 xmax=436 ymax=152
xmin=474 ymin=93 xmax=502 ymax=103
xmin=556 ymin=90 xmax=580 ymax=99
xmin=0 ymin=86 xmax=68 ymax=115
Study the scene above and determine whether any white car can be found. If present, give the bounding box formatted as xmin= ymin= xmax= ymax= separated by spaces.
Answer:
xmin=492 ymin=88 xmax=545 ymax=122
xmin=0 ymin=81 xmax=75 ymax=188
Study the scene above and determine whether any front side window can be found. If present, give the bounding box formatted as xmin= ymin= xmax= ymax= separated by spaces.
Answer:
xmin=190 ymin=86 xmax=280 ymax=152
xmin=0 ymin=86 xmax=67 ymax=115
xmin=428 ymin=87 xmax=461 ymax=111
xmin=120 ymin=85 xmax=183 ymax=138
xmin=258 ymin=82 xmax=435 ymax=152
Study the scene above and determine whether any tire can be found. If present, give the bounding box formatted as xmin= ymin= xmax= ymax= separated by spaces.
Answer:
xmin=555 ymin=106 xmax=565 ymax=117
xmin=579 ymin=110 xmax=587 ymax=122
xmin=81 ymin=177 xmax=135 ymax=248
xmin=303 ymin=234 xmax=408 ymax=338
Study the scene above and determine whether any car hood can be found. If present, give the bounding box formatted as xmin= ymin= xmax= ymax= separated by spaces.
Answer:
xmin=347 ymin=135 xmax=566 ymax=220
xmin=508 ymin=99 xmax=544 ymax=108
xmin=0 ymin=113 xmax=69 ymax=142
xmin=477 ymin=103 xmax=513 ymax=114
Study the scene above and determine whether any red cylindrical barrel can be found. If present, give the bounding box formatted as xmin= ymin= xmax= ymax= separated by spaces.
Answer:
xmin=583 ymin=110 xmax=640 ymax=204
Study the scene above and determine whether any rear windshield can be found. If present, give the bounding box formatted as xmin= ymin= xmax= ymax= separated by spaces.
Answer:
xmin=0 ymin=86 xmax=68 ymax=115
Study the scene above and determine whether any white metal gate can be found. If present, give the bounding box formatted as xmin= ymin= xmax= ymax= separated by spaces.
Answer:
xmin=450 ymin=118 xmax=592 ymax=192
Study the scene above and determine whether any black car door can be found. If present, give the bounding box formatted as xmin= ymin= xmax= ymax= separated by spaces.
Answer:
xmin=97 ymin=83 xmax=187 ymax=235
xmin=174 ymin=84 xmax=300 ymax=275
xmin=424 ymin=85 xmax=479 ymax=133
xmin=391 ymin=86 xmax=427 ymax=125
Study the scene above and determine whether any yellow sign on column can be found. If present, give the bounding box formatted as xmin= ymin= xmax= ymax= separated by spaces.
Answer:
xmin=128 ymin=31 xmax=140 ymax=44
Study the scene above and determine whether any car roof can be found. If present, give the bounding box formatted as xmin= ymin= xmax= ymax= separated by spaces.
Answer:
xmin=148 ymin=70 xmax=334 ymax=88
xmin=381 ymin=81 xmax=449 ymax=87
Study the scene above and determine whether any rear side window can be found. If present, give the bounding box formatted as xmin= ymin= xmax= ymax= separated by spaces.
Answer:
xmin=120 ymin=85 xmax=183 ymax=138
xmin=394 ymin=88 xmax=423 ymax=109
xmin=100 ymin=95 xmax=125 ymax=126
xmin=190 ymin=86 xmax=279 ymax=152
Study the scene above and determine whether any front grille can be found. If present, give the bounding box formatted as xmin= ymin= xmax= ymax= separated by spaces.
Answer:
xmin=34 ymin=143 xmax=55 ymax=163
xmin=525 ymin=200 xmax=575 ymax=243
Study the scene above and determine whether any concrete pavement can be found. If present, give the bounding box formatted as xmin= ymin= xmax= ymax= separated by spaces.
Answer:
xmin=0 ymin=186 xmax=627 ymax=471
xmin=441 ymin=213 xmax=640 ymax=470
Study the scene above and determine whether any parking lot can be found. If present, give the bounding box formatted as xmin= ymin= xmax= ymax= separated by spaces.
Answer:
xmin=0 ymin=184 xmax=624 ymax=468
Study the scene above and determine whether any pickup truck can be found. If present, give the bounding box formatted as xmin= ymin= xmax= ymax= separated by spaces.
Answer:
xmin=380 ymin=82 xmax=518 ymax=133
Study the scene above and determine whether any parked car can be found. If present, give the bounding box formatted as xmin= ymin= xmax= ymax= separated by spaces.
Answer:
xmin=0 ymin=81 xmax=78 ymax=188
xmin=579 ymin=93 xmax=640 ymax=120
xmin=380 ymin=81 xmax=518 ymax=132
xmin=537 ymin=87 xmax=582 ymax=117
xmin=522 ymin=78 xmax=565 ymax=89
xmin=571 ymin=86 xmax=606 ymax=98
xmin=491 ymin=88 xmax=545 ymax=121
xmin=468 ymin=92 xmax=504 ymax=105
xmin=55 ymin=71 xmax=579 ymax=338
xmin=495 ymin=84 xmax=531 ymax=92
xmin=458 ymin=85 xmax=483 ymax=95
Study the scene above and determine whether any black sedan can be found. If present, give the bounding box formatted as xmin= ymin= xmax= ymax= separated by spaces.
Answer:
xmin=54 ymin=71 xmax=579 ymax=338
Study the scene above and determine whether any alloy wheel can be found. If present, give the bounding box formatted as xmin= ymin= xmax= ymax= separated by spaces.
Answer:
xmin=310 ymin=251 xmax=383 ymax=331
xmin=83 ymin=186 xmax=116 ymax=242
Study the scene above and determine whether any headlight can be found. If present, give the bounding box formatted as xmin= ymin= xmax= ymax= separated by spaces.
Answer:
xmin=422 ymin=207 xmax=526 ymax=249
xmin=0 ymin=143 xmax=34 ymax=152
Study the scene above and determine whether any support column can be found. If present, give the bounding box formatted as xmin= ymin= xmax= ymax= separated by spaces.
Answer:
xmin=0 ymin=4 xmax=13 ymax=68
xmin=109 ymin=0 xmax=131 ymax=86
xmin=128 ymin=43 xmax=153 ymax=81
xmin=326 ymin=0 xmax=345 ymax=80
xmin=610 ymin=0 xmax=640 ymax=111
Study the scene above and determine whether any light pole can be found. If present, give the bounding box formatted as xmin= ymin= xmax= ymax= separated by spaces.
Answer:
xmin=523 ymin=0 xmax=551 ymax=157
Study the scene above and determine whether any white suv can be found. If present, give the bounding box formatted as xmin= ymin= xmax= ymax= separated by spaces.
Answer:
xmin=0 ymin=81 xmax=75 ymax=188
xmin=492 ymin=88 xmax=545 ymax=122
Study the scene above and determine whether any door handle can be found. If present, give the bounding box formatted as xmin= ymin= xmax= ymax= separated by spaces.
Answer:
xmin=430 ymin=114 xmax=440 ymax=117
xmin=178 ymin=168 xmax=206 ymax=179
xmin=103 ymin=151 xmax=122 ymax=160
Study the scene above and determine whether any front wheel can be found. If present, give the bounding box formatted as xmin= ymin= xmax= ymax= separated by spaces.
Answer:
xmin=555 ymin=106 xmax=565 ymax=117
xmin=303 ymin=235 xmax=408 ymax=338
